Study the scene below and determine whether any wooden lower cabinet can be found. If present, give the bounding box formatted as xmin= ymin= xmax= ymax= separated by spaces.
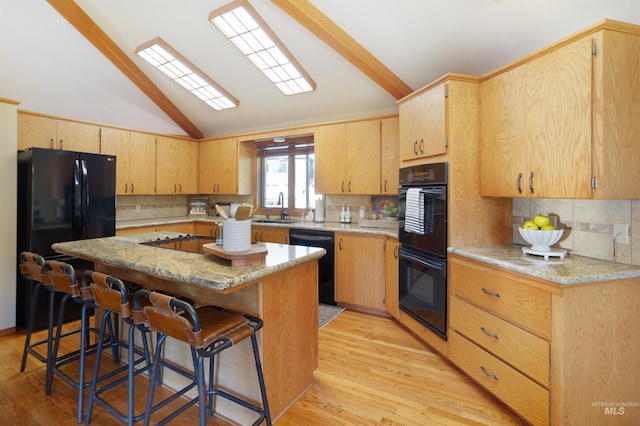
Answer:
xmin=384 ymin=237 xmax=399 ymax=319
xmin=335 ymin=232 xmax=385 ymax=313
xmin=251 ymin=226 xmax=289 ymax=244
xmin=449 ymin=254 xmax=640 ymax=425
xmin=194 ymin=221 xmax=219 ymax=238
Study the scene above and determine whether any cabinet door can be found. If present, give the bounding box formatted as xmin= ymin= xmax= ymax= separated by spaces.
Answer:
xmin=177 ymin=139 xmax=199 ymax=194
xmin=195 ymin=222 xmax=219 ymax=238
xmin=479 ymin=66 xmax=527 ymax=197
xmin=345 ymin=120 xmax=380 ymax=194
xmin=399 ymin=84 xmax=446 ymax=162
xmin=314 ymin=124 xmax=347 ymax=194
xmin=156 ymin=136 xmax=179 ymax=194
xmin=101 ymin=127 xmax=132 ymax=195
xmin=384 ymin=238 xmax=399 ymax=319
xmin=421 ymin=83 xmax=447 ymax=158
xmin=335 ymin=233 xmax=385 ymax=312
xmin=252 ymin=226 xmax=289 ymax=243
xmin=526 ymin=36 xmax=592 ymax=198
xmin=128 ymin=131 xmax=157 ymax=195
xmin=56 ymin=120 xmax=100 ymax=153
xmin=380 ymin=117 xmax=399 ymax=194
xmin=18 ymin=113 xmax=56 ymax=150
xmin=199 ymin=138 xmax=237 ymax=194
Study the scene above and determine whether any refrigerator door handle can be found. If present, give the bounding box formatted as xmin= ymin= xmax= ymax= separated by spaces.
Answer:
xmin=81 ymin=159 xmax=89 ymax=237
xmin=73 ymin=159 xmax=82 ymax=238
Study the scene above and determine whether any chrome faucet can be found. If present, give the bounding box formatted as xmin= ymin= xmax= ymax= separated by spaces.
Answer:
xmin=277 ymin=192 xmax=287 ymax=220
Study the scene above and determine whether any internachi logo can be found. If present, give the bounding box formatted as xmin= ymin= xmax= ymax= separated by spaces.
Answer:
xmin=592 ymin=401 xmax=639 ymax=415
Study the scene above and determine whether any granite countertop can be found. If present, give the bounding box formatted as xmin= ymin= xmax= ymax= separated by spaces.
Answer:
xmin=117 ymin=216 xmax=400 ymax=238
xmin=52 ymin=232 xmax=326 ymax=292
xmin=449 ymin=244 xmax=640 ymax=285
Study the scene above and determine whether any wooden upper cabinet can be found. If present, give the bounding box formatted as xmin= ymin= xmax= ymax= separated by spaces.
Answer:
xmin=481 ymin=26 xmax=640 ymax=199
xmin=199 ymin=137 xmax=252 ymax=195
xmin=525 ymin=36 xmax=592 ymax=199
xmin=315 ymin=119 xmax=382 ymax=195
xmin=481 ymin=36 xmax=592 ymax=198
xmin=398 ymin=83 xmax=447 ymax=162
xmin=18 ymin=113 xmax=100 ymax=153
xmin=314 ymin=124 xmax=347 ymax=194
xmin=591 ymin=29 xmax=640 ymax=199
xmin=156 ymin=136 xmax=198 ymax=194
xmin=101 ymin=127 xmax=156 ymax=195
xmin=380 ymin=117 xmax=399 ymax=194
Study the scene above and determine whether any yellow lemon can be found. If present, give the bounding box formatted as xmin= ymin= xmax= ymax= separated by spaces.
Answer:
xmin=533 ymin=214 xmax=550 ymax=228
xmin=540 ymin=224 xmax=556 ymax=231
xmin=522 ymin=221 xmax=539 ymax=230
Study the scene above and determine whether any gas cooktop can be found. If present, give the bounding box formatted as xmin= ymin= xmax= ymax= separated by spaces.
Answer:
xmin=141 ymin=234 xmax=217 ymax=254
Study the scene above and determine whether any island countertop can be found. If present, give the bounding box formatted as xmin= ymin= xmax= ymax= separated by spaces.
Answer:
xmin=448 ymin=244 xmax=640 ymax=285
xmin=52 ymin=232 xmax=326 ymax=293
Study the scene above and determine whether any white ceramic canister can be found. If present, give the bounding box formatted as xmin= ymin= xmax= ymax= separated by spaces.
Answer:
xmin=222 ymin=219 xmax=251 ymax=252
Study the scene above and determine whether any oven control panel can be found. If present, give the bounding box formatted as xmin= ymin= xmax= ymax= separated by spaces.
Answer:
xmin=399 ymin=162 xmax=448 ymax=186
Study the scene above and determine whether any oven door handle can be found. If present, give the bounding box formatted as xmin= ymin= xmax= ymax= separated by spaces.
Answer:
xmin=399 ymin=250 xmax=444 ymax=270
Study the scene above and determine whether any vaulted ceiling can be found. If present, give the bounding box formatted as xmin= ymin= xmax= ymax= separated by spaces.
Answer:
xmin=1 ymin=0 xmax=638 ymax=139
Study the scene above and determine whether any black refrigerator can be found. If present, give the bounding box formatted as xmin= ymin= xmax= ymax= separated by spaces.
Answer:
xmin=17 ymin=148 xmax=116 ymax=329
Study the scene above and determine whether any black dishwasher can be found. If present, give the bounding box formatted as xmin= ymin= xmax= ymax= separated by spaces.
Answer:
xmin=289 ymin=229 xmax=335 ymax=305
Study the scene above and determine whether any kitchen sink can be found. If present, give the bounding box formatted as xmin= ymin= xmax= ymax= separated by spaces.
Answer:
xmin=251 ymin=218 xmax=298 ymax=224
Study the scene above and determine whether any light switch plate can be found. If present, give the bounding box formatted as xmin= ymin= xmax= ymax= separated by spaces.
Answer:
xmin=613 ymin=224 xmax=629 ymax=244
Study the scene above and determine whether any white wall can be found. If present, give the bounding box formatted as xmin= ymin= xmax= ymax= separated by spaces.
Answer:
xmin=0 ymin=99 xmax=18 ymax=331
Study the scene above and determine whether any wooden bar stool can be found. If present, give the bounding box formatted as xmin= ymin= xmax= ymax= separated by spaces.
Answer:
xmin=134 ymin=290 xmax=271 ymax=426
xmin=42 ymin=259 xmax=116 ymax=423
xmin=82 ymin=271 xmax=153 ymax=426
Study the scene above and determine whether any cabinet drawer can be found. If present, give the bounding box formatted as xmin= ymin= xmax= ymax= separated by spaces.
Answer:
xmin=450 ymin=258 xmax=551 ymax=338
xmin=450 ymin=296 xmax=549 ymax=386
xmin=450 ymin=331 xmax=549 ymax=426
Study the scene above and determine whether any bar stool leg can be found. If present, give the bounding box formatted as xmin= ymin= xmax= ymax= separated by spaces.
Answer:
xmin=84 ymin=310 xmax=112 ymax=426
xmin=20 ymin=282 xmax=43 ymax=372
xmin=251 ymin=333 xmax=272 ymax=426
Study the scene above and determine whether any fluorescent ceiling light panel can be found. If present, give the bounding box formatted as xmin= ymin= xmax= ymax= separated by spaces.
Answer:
xmin=209 ymin=0 xmax=316 ymax=96
xmin=135 ymin=37 xmax=239 ymax=110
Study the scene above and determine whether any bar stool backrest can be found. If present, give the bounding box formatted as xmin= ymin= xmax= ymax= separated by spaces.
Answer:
xmin=19 ymin=252 xmax=48 ymax=284
xmin=42 ymin=260 xmax=78 ymax=298
xmin=138 ymin=291 xmax=201 ymax=346
xmin=81 ymin=271 xmax=130 ymax=318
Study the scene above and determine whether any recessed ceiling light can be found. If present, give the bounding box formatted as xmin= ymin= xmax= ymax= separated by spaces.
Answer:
xmin=135 ymin=37 xmax=239 ymax=111
xmin=209 ymin=0 xmax=316 ymax=96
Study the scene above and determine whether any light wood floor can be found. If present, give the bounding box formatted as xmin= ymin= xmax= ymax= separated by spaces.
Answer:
xmin=0 ymin=310 xmax=525 ymax=425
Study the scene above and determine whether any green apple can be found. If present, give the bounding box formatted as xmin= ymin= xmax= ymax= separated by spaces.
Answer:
xmin=522 ymin=221 xmax=539 ymax=230
xmin=533 ymin=214 xmax=550 ymax=228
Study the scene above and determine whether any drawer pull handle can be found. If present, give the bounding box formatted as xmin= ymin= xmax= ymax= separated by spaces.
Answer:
xmin=481 ymin=326 xmax=499 ymax=339
xmin=481 ymin=366 xmax=499 ymax=381
xmin=481 ymin=288 xmax=500 ymax=298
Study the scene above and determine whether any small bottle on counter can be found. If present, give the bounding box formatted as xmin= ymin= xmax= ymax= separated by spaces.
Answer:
xmin=216 ymin=223 xmax=223 ymax=246
xmin=345 ymin=206 xmax=351 ymax=223
xmin=340 ymin=205 xmax=346 ymax=223
xmin=359 ymin=206 xmax=365 ymax=219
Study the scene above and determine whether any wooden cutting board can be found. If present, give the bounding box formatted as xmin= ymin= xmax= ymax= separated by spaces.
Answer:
xmin=202 ymin=243 xmax=267 ymax=266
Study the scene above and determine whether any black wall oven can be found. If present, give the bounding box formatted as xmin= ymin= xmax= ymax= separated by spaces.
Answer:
xmin=398 ymin=162 xmax=448 ymax=340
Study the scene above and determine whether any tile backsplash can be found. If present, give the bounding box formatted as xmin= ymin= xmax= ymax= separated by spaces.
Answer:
xmin=512 ymin=198 xmax=639 ymax=265
xmin=117 ymin=194 xmax=639 ymax=266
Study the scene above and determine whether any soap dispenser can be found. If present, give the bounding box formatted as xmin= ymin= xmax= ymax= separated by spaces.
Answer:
xmin=340 ymin=205 xmax=346 ymax=223
xmin=345 ymin=205 xmax=351 ymax=223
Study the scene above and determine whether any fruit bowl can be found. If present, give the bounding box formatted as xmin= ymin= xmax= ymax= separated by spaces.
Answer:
xmin=518 ymin=227 xmax=564 ymax=252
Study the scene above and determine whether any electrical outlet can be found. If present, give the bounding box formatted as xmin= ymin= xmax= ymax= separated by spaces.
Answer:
xmin=613 ymin=224 xmax=629 ymax=244
xmin=135 ymin=205 xmax=141 ymax=213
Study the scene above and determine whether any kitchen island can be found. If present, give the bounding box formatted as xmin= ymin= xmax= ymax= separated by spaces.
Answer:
xmin=53 ymin=232 xmax=326 ymax=424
